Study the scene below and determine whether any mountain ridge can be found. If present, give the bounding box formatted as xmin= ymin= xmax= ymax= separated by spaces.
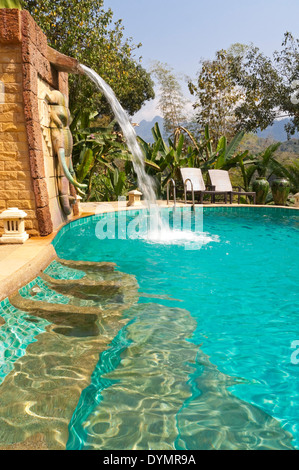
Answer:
xmin=134 ymin=116 xmax=299 ymax=144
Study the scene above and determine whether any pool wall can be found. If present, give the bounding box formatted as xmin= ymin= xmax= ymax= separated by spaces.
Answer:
xmin=0 ymin=202 xmax=298 ymax=303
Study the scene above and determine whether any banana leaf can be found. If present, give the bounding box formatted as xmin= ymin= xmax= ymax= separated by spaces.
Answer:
xmin=225 ymin=131 xmax=245 ymax=161
xmin=216 ymin=136 xmax=227 ymax=155
xmin=176 ymin=134 xmax=185 ymax=158
xmin=144 ymin=159 xmax=161 ymax=171
xmin=0 ymin=0 xmax=22 ymax=8
xmin=204 ymin=125 xmax=213 ymax=157
xmin=76 ymin=148 xmax=94 ymax=182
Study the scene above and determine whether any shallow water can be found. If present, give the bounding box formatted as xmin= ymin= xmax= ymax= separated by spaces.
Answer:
xmin=0 ymin=207 xmax=298 ymax=450
xmin=53 ymin=207 xmax=299 ymax=450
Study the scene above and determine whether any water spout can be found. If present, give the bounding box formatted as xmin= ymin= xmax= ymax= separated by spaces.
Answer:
xmin=79 ymin=64 xmax=158 ymax=209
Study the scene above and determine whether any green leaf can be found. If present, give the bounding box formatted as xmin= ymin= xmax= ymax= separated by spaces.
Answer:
xmin=176 ymin=134 xmax=185 ymax=157
xmin=216 ymin=136 xmax=227 ymax=155
xmin=225 ymin=131 xmax=245 ymax=160
xmin=144 ymin=159 xmax=161 ymax=171
xmin=0 ymin=0 xmax=22 ymax=8
xmin=76 ymin=148 xmax=94 ymax=182
xmin=205 ymin=125 xmax=212 ymax=157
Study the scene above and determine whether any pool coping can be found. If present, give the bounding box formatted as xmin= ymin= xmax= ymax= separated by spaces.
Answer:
xmin=0 ymin=201 xmax=298 ymax=302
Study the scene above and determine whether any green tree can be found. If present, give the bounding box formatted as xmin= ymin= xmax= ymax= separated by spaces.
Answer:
xmin=189 ymin=38 xmax=299 ymax=140
xmin=229 ymin=34 xmax=299 ymax=137
xmin=23 ymin=0 xmax=155 ymax=116
xmin=229 ymin=46 xmax=282 ymax=133
xmin=273 ymin=32 xmax=299 ymax=137
xmin=151 ymin=61 xmax=188 ymax=137
xmin=189 ymin=49 xmax=244 ymax=142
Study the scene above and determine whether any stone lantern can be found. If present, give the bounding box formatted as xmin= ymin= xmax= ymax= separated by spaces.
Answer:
xmin=0 ymin=207 xmax=29 ymax=244
xmin=294 ymin=193 xmax=299 ymax=207
xmin=127 ymin=190 xmax=143 ymax=207
xmin=76 ymin=195 xmax=83 ymax=213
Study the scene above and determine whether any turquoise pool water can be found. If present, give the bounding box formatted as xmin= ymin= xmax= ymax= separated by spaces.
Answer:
xmin=53 ymin=207 xmax=299 ymax=450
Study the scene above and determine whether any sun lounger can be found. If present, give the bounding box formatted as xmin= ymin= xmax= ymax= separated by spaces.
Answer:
xmin=208 ymin=169 xmax=256 ymax=204
xmin=180 ymin=168 xmax=226 ymax=204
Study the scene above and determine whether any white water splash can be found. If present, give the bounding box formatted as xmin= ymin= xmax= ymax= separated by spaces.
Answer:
xmin=80 ymin=65 xmax=218 ymax=248
xmin=140 ymin=228 xmax=220 ymax=248
xmin=80 ymin=65 xmax=158 ymax=207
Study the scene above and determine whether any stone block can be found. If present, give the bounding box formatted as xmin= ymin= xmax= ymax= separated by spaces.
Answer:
xmin=21 ymin=10 xmax=38 ymax=46
xmin=18 ymin=190 xmax=34 ymax=200
xmin=36 ymin=205 xmax=53 ymax=236
xmin=25 ymin=119 xmax=43 ymax=151
xmin=0 ymin=10 xmax=22 ymax=44
xmin=5 ymin=160 xmax=29 ymax=171
xmin=23 ymin=89 xmax=39 ymax=122
xmin=0 ymin=170 xmax=17 ymax=181
xmin=22 ymin=38 xmax=38 ymax=67
xmin=5 ymin=179 xmax=32 ymax=191
xmin=28 ymin=149 xmax=46 ymax=179
xmin=32 ymin=178 xmax=49 ymax=208
xmin=3 ymin=141 xmax=28 ymax=152
xmin=22 ymin=63 xmax=37 ymax=94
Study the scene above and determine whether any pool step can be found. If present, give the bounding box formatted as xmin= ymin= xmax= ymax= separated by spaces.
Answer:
xmin=7 ymin=258 xmax=139 ymax=340
xmin=9 ymin=292 xmax=103 ymax=317
xmin=57 ymin=258 xmax=117 ymax=273
xmin=40 ymin=272 xmax=123 ymax=301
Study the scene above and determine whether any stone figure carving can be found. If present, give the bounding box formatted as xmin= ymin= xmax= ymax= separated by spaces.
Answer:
xmin=44 ymin=90 xmax=86 ymax=216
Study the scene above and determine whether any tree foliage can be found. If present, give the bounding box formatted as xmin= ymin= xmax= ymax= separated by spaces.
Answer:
xmin=23 ymin=0 xmax=155 ymax=116
xmin=273 ymin=32 xmax=299 ymax=137
xmin=189 ymin=49 xmax=243 ymax=142
xmin=229 ymin=46 xmax=282 ymax=133
xmin=151 ymin=61 xmax=188 ymax=137
xmin=189 ymin=35 xmax=299 ymax=140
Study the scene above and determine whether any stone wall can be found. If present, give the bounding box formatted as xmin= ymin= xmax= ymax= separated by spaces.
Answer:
xmin=0 ymin=9 xmax=79 ymax=237
xmin=0 ymin=17 xmax=38 ymax=236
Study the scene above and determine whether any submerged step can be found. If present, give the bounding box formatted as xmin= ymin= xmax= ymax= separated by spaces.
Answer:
xmin=0 ymin=298 xmax=50 ymax=385
xmin=9 ymin=292 xmax=102 ymax=338
xmin=57 ymin=258 xmax=117 ymax=272
xmin=40 ymin=272 xmax=122 ymax=294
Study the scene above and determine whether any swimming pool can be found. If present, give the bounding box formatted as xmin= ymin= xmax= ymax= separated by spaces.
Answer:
xmin=55 ymin=206 xmax=298 ymax=450
xmin=0 ymin=206 xmax=298 ymax=450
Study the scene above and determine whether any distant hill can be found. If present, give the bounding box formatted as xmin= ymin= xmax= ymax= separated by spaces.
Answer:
xmin=134 ymin=116 xmax=299 ymax=165
xmin=135 ymin=116 xmax=299 ymax=144
xmin=257 ymin=118 xmax=299 ymax=141
xmin=134 ymin=116 xmax=166 ymax=142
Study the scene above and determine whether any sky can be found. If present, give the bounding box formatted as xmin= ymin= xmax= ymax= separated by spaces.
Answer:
xmin=104 ymin=0 xmax=299 ymax=122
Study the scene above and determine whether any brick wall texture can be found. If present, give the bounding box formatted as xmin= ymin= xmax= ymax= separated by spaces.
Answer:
xmin=0 ymin=9 xmax=75 ymax=237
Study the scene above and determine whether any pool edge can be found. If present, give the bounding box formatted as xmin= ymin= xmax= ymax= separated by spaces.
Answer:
xmin=0 ymin=201 xmax=298 ymax=301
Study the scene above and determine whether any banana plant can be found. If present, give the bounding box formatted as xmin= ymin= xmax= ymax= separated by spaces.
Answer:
xmin=254 ymin=142 xmax=282 ymax=178
xmin=89 ymin=168 xmax=127 ymax=202
xmin=139 ymin=122 xmax=200 ymax=177
xmin=201 ymin=124 xmax=247 ymax=170
xmin=264 ymin=157 xmax=299 ymax=194
xmin=71 ymin=111 xmax=131 ymax=199
xmin=236 ymin=142 xmax=283 ymax=192
xmin=237 ymin=152 xmax=258 ymax=191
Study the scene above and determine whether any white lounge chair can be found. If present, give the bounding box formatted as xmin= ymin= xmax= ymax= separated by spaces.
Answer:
xmin=208 ymin=169 xmax=256 ymax=204
xmin=180 ymin=168 xmax=225 ymax=204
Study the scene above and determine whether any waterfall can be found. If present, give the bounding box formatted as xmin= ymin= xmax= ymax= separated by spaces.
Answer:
xmin=79 ymin=64 xmax=158 ymax=209
xmin=80 ymin=65 xmax=209 ymax=247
